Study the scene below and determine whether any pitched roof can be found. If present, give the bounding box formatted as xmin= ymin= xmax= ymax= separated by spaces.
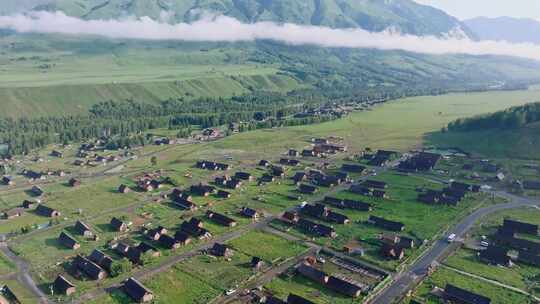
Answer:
xmin=53 ymin=275 xmax=76 ymax=295
xmin=326 ymin=276 xmax=364 ymax=297
xmin=35 ymin=205 xmax=59 ymax=217
xmin=297 ymin=264 xmax=328 ymax=284
xmin=124 ymin=277 xmax=153 ymax=303
xmin=74 ymin=255 xmax=106 ymax=280
xmin=368 ymin=216 xmax=405 ymax=232
xmin=58 ymin=232 xmax=79 ymax=249
xmin=287 ymin=294 xmax=315 ymax=304
xmin=74 ymin=220 xmax=92 ymax=235
xmin=445 ymin=284 xmax=491 ymax=304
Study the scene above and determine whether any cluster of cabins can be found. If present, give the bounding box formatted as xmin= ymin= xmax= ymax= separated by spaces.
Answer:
xmin=295 ymin=262 xmax=367 ymax=298
xmin=436 ymin=284 xmax=491 ymax=304
xmin=363 ymin=150 xmax=398 ymax=167
xmin=418 ymin=181 xmax=479 ymax=206
xmin=2 ymin=202 xmax=62 ymax=220
xmin=365 ymin=216 xmax=413 ymax=260
xmin=196 ymin=160 xmax=231 ymax=171
xmin=253 ymin=292 xmax=324 ymax=304
xmin=349 ymin=178 xmax=388 ymax=199
xmin=297 ymin=138 xmax=348 ymax=159
xmin=283 ymin=211 xmax=337 ymax=238
xmin=53 ymin=275 xmax=153 ymax=303
xmin=398 ymin=152 xmax=441 ymax=172
xmin=480 ymin=219 xmax=540 ymax=268
xmin=135 ymin=172 xmax=168 ymax=192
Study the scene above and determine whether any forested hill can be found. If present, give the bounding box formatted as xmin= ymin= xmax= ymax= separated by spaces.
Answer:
xmin=1 ymin=0 xmax=473 ymax=37
xmin=448 ymin=102 xmax=540 ymax=131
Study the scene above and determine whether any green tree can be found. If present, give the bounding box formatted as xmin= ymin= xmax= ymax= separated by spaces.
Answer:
xmin=110 ymin=258 xmax=132 ymax=277
xmin=150 ymin=156 xmax=158 ymax=167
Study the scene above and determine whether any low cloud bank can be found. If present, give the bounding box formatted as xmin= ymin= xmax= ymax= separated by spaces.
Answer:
xmin=1 ymin=11 xmax=539 ymax=60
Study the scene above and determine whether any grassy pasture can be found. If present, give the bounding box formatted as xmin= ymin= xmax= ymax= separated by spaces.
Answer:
xmin=442 ymin=207 xmax=540 ymax=296
xmin=410 ymin=267 xmax=533 ymax=304
xmin=228 ymin=231 xmax=308 ymax=264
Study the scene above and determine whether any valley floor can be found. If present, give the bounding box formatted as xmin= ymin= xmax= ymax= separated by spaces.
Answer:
xmin=0 ymin=89 xmax=540 ymax=304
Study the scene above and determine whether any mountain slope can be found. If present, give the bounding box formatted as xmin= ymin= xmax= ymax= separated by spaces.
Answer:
xmin=465 ymin=17 xmax=540 ymax=44
xmin=1 ymin=0 xmax=473 ymax=37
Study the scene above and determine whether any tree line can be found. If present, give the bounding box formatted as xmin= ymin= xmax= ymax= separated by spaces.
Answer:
xmin=447 ymin=102 xmax=540 ymax=132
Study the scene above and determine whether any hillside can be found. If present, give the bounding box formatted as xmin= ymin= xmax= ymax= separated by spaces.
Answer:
xmin=428 ymin=98 xmax=540 ymax=159
xmin=1 ymin=0 xmax=473 ymax=37
xmin=465 ymin=17 xmax=540 ymax=44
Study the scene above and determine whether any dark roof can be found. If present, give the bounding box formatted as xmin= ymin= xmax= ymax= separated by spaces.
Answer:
xmin=479 ymin=246 xmax=511 ymax=266
xmin=518 ymin=251 xmax=540 ymax=266
xmin=287 ymin=294 xmax=315 ymax=304
xmin=503 ymin=219 xmax=538 ymax=235
xmin=341 ymin=164 xmax=365 ymax=173
xmin=369 ymin=216 xmax=405 ymax=232
xmin=349 ymin=185 xmax=372 ymax=196
xmin=493 ymin=235 xmax=540 ymax=255
xmin=74 ymin=220 xmax=92 ymax=235
xmin=398 ymin=152 xmax=441 ymax=171
xmin=362 ymin=180 xmax=387 ymax=189
xmin=211 ymin=243 xmax=232 ymax=257
xmin=173 ymin=197 xmax=198 ymax=210
xmin=180 ymin=220 xmax=211 ymax=238
xmin=298 ymin=184 xmax=318 ymax=194
xmin=297 ymin=218 xmax=336 ymax=237
xmin=88 ymin=249 xmax=113 ymax=271
xmin=266 ymin=296 xmax=287 ymax=304
xmin=74 ymin=255 xmax=105 ymax=280
xmin=240 ymin=207 xmax=258 ymax=218
xmin=297 ymin=264 xmax=328 ymax=284
xmin=110 ymin=217 xmax=127 ymax=231
xmin=234 ymin=172 xmax=252 ymax=180
xmin=124 ymin=277 xmax=153 ymax=303
xmin=137 ymin=242 xmax=159 ymax=254
xmin=158 ymin=234 xmax=179 ymax=249
xmin=53 ymin=275 xmax=75 ymax=294
xmin=206 ymin=211 xmax=237 ymax=227
xmin=190 ymin=184 xmax=215 ymax=195
xmin=35 ymin=205 xmax=59 ymax=217
xmin=217 ymin=190 xmax=231 ymax=198
xmin=58 ymin=232 xmax=79 ymax=249
xmin=326 ymin=276 xmax=364 ymax=297
xmin=445 ymin=284 xmax=491 ymax=304
xmin=174 ymin=231 xmax=191 ymax=243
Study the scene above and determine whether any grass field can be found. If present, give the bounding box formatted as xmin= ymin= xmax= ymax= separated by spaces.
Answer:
xmin=442 ymin=207 xmax=540 ymax=297
xmin=0 ymin=251 xmax=15 ymax=276
xmin=410 ymin=267 xmax=533 ymax=304
xmin=0 ymin=279 xmax=39 ymax=304
xmin=265 ymin=274 xmax=363 ymax=304
xmin=228 ymin=231 xmax=308 ymax=264
xmin=1 ymin=88 xmax=540 ymax=302
xmin=428 ymin=122 xmax=540 ymax=160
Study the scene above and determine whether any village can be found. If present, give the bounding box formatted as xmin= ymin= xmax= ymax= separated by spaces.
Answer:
xmin=0 ymin=129 xmax=539 ymax=304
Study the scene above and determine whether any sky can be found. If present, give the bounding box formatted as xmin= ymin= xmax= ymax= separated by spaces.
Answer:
xmin=414 ymin=0 xmax=540 ymax=20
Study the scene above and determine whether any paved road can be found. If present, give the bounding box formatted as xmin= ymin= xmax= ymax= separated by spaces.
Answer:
xmin=370 ymin=191 xmax=540 ymax=304
xmin=0 ymin=243 xmax=51 ymax=304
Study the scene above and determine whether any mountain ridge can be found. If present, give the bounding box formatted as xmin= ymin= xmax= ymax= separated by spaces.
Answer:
xmin=465 ymin=16 xmax=540 ymax=44
xmin=1 ymin=0 xmax=474 ymax=37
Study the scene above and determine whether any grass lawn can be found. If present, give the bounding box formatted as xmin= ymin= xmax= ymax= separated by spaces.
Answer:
xmin=228 ymin=231 xmax=308 ymax=264
xmin=0 ymin=279 xmax=39 ymax=304
xmin=265 ymin=274 xmax=363 ymax=304
xmin=0 ymin=252 xmax=15 ymax=276
xmin=410 ymin=267 xmax=534 ymax=304
xmin=442 ymin=207 xmax=540 ymax=297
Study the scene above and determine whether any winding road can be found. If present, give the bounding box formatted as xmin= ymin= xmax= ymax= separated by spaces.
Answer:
xmin=369 ymin=191 xmax=540 ymax=304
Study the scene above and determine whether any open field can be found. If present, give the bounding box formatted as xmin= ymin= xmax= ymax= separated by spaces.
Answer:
xmin=1 ymin=89 xmax=540 ymax=303
xmin=409 ymin=267 xmax=534 ymax=304
xmin=428 ymin=122 xmax=540 ymax=160
xmin=265 ymin=274 xmax=363 ymax=304
xmin=441 ymin=207 xmax=540 ymax=297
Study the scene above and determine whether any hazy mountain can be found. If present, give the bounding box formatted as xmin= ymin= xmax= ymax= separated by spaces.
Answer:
xmin=1 ymin=0 xmax=474 ymax=37
xmin=465 ymin=17 xmax=540 ymax=44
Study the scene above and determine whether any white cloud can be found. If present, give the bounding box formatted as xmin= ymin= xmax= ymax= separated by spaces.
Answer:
xmin=1 ymin=11 xmax=540 ymax=60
